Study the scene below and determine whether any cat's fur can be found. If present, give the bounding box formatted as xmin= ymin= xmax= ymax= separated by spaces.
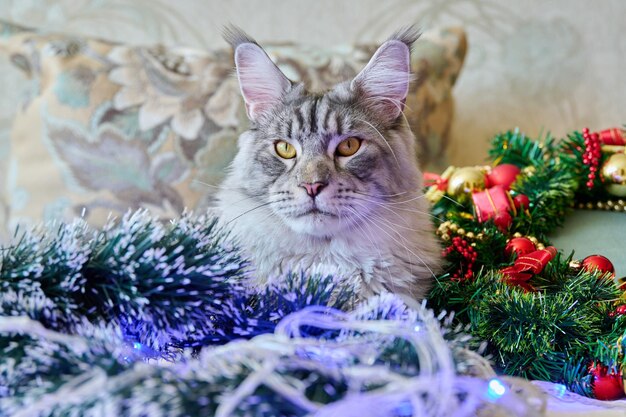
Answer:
xmin=216 ymin=27 xmax=441 ymax=300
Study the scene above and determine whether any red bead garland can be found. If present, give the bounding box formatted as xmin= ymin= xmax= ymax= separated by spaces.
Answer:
xmin=443 ymin=236 xmax=478 ymax=281
xmin=582 ymin=128 xmax=602 ymax=189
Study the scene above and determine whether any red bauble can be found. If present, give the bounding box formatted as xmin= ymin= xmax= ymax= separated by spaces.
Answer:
xmin=505 ymin=238 xmax=536 ymax=257
xmin=582 ymin=255 xmax=615 ymax=276
xmin=513 ymin=194 xmax=530 ymax=210
xmin=590 ymin=364 xmax=624 ymax=401
xmin=493 ymin=211 xmax=513 ymax=231
xmin=616 ymin=305 xmax=626 ymax=315
xmin=487 ymin=164 xmax=521 ymax=190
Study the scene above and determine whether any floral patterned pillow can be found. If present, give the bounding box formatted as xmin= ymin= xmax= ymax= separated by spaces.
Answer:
xmin=0 ymin=20 xmax=466 ymax=233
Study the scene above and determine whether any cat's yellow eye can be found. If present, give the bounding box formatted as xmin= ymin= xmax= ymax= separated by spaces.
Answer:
xmin=336 ymin=137 xmax=361 ymax=157
xmin=275 ymin=140 xmax=296 ymax=159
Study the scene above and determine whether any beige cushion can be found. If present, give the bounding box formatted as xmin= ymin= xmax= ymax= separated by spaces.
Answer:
xmin=0 ymin=20 xmax=466 ymax=233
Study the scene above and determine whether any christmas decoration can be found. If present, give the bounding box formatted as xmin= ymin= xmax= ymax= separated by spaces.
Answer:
xmin=442 ymin=236 xmax=478 ymax=281
xmin=423 ymin=169 xmax=451 ymax=191
xmin=429 ymin=126 xmax=626 ymax=401
xmin=0 ymin=210 xmax=545 ymax=417
xmin=597 ymin=128 xmax=625 ymax=146
xmin=613 ymin=305 xmax=626 ymax=316
xmin=582 ymin=128 xmax=602 ymax=189
xmin=486 ymin=163 xmax=521 ymax=189
xmin=512 ymin=194 xmax=530 ymax=210
xmin=2 ymin=125 xmax=626 ymax=416
xmin=589 ymin=364 xmax=624 ymax=401
xmin=505 ymin=237 xmax=536 ymax=257
xmin=472 ymin=185 xmax=516 ymax=231
xmin=500 ymin=246 xmax=557 ymax=291
xmin=493 ymin=211 xmax=513 ymax=231
xmin=581 ymin=255 xmax=615 ymax=276
xmin=601 ymin=152 xmax=626 ymax=197
xmin=446 ymin=167 xmax=486 ymax=201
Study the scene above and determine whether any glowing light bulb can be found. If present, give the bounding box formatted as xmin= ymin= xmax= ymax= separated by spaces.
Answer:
xmin=133 ymin=342 xmax=142 ymax=350
xmin=486 ymin=378 xmax=506 ymax=401
xmin=554 ymin=383 xmax=567 ymax=398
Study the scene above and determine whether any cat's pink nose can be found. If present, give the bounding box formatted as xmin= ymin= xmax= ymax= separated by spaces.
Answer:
xmin=300 ymin=182 xmax=327 ymax=198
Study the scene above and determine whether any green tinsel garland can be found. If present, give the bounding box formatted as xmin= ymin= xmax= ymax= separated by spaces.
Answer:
xmin=427 ymin=127 xmax=626 ymax=399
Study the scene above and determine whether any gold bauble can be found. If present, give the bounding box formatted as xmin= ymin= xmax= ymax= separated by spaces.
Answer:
xmin=601 ymin=153 xmax=626 ymax=197
xmin=522 ymin=166 xmax=536 ymax=177
xmin=446 ymin=167 xmax=486 ymax=201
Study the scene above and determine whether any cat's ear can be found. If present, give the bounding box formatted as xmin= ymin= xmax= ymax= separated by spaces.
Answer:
xmin=352 ymin=28 xmax=419 ymax=123
xmin=224 ymin=26 xmax=291 ymax=122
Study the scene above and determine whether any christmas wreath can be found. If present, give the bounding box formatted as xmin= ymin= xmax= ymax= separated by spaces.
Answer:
xmin=427 ymin=127 xmax=626 ymax=400
xmin=0 ymin=126 xmax=624 ymax=416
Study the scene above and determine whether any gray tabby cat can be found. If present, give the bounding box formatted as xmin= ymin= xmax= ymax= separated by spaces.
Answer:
xmin=216 ymin=27 xmax=441 ymax=300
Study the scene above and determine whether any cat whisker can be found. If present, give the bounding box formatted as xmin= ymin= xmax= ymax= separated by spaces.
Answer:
xmin=351 ymin=189 xmax=427 ymax=205
xmin=225 ymin=201 xmax=275 ymax=225
xmin=224 ymin=193 xmax=267 ymax=208
xmin=347 ymin=207 xmax=417 ymax=288
xmin=350 ymin=199 xmax=417 ymax=246
xmin=192 ymin=179 xmax=246 ymax=191
xmin=355 ymin=118 xmax=401 ymax=168
xmin=352 ymin=190 xmax=410 ymax=199
xmin=348 ymin=195 xmax=413 ymax=226
xmin=348 ymin=195 xmax=444 ymax=222
xmin=441 ymin=194 xmax=464 ymax=207
xmin=371 ymin=219 xmax=436 ymax=280
xmin=368 ymin=193 xmax=429 ymax=206
xmin=348 ymin=200 xmax=436 ymax=279
xmin=361 ymin=96 xmax=413 ymax=128
xmin=361 ymin=95 xmax=414 ymax=113
xmin=352 ymin=208 xmax=424 ymax=233
xmin=342 ymin=205 xmax=394 ymax=289
xmin=255 ymin=208 xmax=281 ymax=227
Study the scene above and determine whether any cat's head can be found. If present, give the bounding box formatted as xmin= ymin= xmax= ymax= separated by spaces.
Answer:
xmin=224 ymin=27 xmax=423 ymax=238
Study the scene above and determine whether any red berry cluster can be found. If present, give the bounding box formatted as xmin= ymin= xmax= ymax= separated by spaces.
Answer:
xmin=443 ymin=236 xmax=478 ymax=281
xmin=609 ymin=305 xmax=626 ymax=318
xmin=582 ymin=128 xmax=602 ymax=189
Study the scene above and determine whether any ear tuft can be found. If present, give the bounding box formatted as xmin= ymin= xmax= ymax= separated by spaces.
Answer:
xmin=223 ymin=24 xmax=258 ymax=49
xmin=223 ymin=25 xmax=291 ymax=122
xmin=388 ymin=26 xmax=421 ymax=52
